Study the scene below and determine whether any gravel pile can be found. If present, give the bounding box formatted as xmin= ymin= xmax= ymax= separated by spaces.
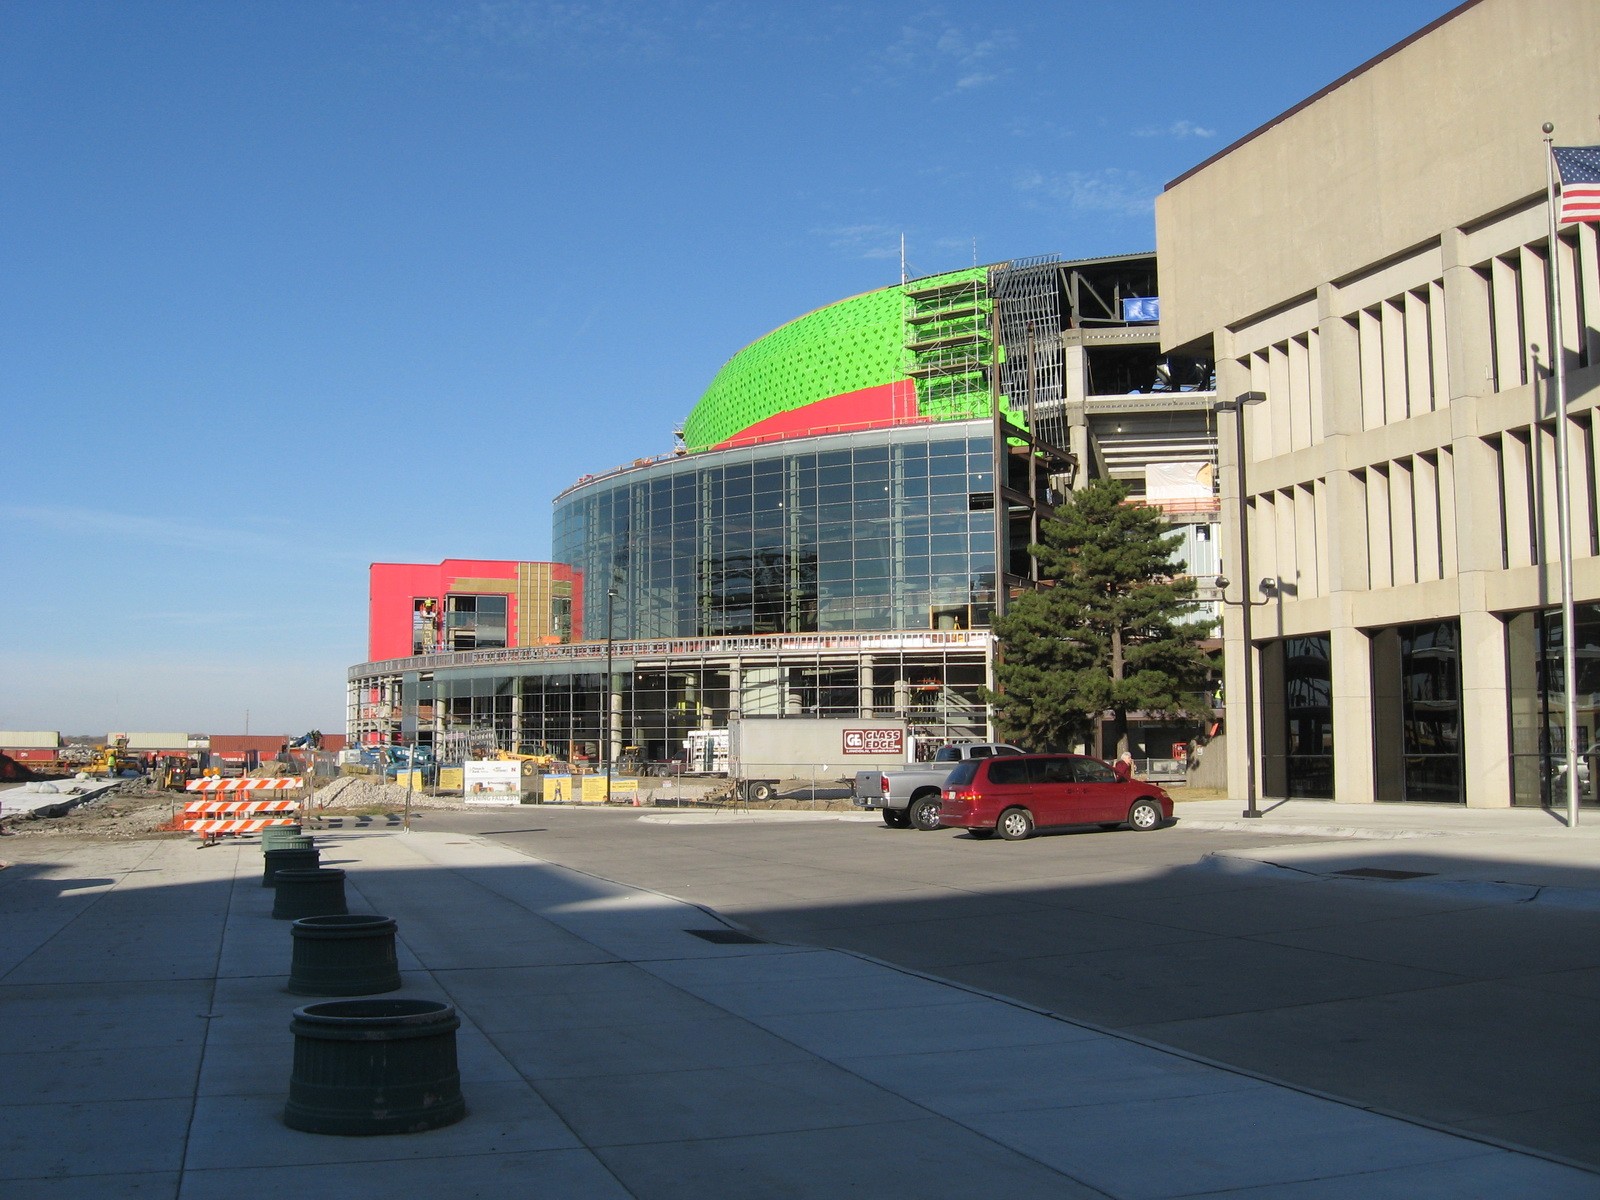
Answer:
xmin=312 ymin=776 xmax=460 ymax=812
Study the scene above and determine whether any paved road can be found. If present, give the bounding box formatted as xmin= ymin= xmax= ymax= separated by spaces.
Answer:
xmin=430 ymin=804 xmax=1600 ymax=1169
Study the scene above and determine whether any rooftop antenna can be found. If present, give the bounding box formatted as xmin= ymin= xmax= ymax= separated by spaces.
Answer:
xmin=900 ymin=233 xmax=906 ymax=285
xmin=972 ymin=237 xmax=978 ymax=267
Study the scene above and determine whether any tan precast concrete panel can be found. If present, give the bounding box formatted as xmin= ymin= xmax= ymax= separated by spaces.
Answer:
xmin=0 ymin=731 xmax=62 ymax=749
xmin=1157 ymin=0 xmax=1600 ymax=349
xmin=124 ymin=732 xmax=193 ymax=751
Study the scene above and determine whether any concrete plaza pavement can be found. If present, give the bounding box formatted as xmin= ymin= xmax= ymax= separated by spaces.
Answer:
xmin=2 ymin=814 xmax=1597 ymax=1199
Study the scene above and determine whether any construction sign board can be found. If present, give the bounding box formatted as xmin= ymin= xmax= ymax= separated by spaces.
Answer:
xmin=464 ymin=759 xmax=520 ymax=804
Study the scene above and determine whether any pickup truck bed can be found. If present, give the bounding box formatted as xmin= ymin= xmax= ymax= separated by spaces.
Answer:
xmin=853 ymin=743 xmax=1025 ymax=831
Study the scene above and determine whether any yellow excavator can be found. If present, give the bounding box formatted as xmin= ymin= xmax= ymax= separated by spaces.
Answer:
xmin=80 ymin=736 xmax=140 ymax=778
xmin=492 ymin=748 xmax=557 ymax=777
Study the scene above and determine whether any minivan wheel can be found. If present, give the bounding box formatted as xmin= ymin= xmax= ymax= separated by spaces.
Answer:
xmin=883 ymin=808 xmax=910 ymax=828
xmin=997 ymin=807 xmax=1034 ymax=840
xmin=909 ymin=795 xmax=942 ymax=831
xmin=1128 ymin=798 xmax=1163 ymax=831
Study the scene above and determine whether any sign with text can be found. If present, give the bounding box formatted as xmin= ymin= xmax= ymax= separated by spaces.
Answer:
xmin=843 ymin=727 xmax=905 ymax=756
xmin=464 ymin=759 xmax=520 ymax=804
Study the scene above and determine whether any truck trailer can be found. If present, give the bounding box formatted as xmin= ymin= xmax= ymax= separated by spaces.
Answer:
xmin=725 ymin=716 xmax=911 ymax=802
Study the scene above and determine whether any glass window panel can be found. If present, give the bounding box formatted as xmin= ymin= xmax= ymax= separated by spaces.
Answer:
xmin=817 ymin=453 xmax=851 ymax=485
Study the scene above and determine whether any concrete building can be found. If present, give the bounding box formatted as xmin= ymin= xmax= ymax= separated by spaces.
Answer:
xmin=1156 ymin=0 xmax=1600 ymax=806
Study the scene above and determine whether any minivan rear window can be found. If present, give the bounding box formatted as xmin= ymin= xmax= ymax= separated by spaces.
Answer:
xmin=985 ymin=759 xmax=1030 ymax=785
xmin=945 ymin=760 xmax=980 ymax=786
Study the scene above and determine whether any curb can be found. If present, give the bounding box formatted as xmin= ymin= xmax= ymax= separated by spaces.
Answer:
xmin=1176 ymin=818 xmax=1451 ymax=840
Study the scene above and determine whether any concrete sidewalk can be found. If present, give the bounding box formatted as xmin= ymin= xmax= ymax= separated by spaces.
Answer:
xmin=1173 ymin=796 xmax=1600 ymax=899
xmin=2 ymin=828 xmax=1595 ymax=1199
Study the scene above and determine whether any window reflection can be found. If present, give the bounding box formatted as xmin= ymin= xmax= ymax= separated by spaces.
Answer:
xmin=554 ymin=428 xmax=996 ymax=640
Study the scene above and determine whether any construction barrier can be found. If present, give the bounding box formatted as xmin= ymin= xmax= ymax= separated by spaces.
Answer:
xmin=180 ymin=779 xmax=307 ymax=842
xmin=182 ymin=799 xmax=301 ymax=816
xmin=189 ymin=817 xmax=302 ymax=837
xmin=185 ymin=777 xmax=305 ymax=792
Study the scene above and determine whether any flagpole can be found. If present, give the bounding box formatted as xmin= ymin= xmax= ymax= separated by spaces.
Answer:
xmin=1542 ymin=122 xmax=1581 ymax=829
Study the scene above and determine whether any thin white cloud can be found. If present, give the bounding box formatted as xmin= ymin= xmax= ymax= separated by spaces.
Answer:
xmin=884 ymin=14 xmax=1017 ymax=90
xmin=1014 ymin=167 xmax=1158 ymax=219
xmin=814 ymin=223 xmax=902 ymax=260
xmin=1133 ymin=119 xmax=1217 ymax=139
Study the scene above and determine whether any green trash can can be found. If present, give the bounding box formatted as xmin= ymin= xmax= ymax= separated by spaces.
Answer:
xmin=272 ymin=868 xmax=348 ymax=920
xmin=287 ymin=914 xmax=401 ymax=996
xmin=261 ymin=824 xmax=305 ymax=852
xmin=284 ymin=998 xmax=465 ymax=1136
xmin=262 ymin=843 xmax=319 ymax=887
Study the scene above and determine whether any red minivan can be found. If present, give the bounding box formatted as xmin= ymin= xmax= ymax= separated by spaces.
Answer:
xmin=939 ymin=754 xmax=1172 ymax=840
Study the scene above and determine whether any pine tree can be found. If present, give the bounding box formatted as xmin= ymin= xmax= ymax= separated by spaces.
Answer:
xmin=985 ymin=478 xmax=1216 ymax=755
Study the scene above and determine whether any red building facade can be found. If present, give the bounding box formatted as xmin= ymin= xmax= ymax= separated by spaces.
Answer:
xmin=367 ymin=560 xmax=575 ymax=663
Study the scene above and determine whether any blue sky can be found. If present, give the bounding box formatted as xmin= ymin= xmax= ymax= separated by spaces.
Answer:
xmin=1 ymin=0 xmax=1456 ymax=736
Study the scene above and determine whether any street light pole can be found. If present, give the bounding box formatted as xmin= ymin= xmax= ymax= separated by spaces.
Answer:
xmin=1543 ymin=123 xmax=1581 ymax=828
xmin=604 ymin=586 xmax=617 ymax=805
xmin=1215 ymin=391 xmax=1266 ymax=819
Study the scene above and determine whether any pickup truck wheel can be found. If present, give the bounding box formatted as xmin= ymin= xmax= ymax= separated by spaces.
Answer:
xmin=882 ymin=808 xmax=910 ymax=828
xmin=997 ymin=807 xmax=1034 ymax=841
xmin=908 ymin=795 xmax=942 ymax=831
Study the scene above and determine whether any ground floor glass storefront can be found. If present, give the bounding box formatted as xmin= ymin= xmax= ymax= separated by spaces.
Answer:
xmin=1372 ymin=621 xmax=1463 ymax=803
xmin=1260 ymin=622 xmax=1467 ymax=804
xmin=1260 ymin=635 xmax=1335 ymax=799
xmin=1508 ymin=603 xmax=1600 ymax=809
xmin=350 ymin=635 xmax=993 ymax=768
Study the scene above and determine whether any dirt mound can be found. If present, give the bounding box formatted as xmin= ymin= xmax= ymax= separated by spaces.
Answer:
xmin=0 ymin=773 xmax=465 ymax=843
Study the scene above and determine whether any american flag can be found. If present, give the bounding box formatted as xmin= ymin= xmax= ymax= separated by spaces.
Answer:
xmin=1553 ymin=145 xmax=1600 ymax=225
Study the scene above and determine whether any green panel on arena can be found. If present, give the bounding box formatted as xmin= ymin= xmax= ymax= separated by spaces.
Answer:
xmin=684 ymin=266 xmax=993 ymax=451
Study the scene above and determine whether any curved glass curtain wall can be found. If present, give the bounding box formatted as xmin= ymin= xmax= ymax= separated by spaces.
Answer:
xmin=554 ymin=424 xmax=998 ymax=640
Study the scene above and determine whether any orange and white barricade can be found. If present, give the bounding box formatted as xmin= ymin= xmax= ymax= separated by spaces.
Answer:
xmin=182 ymin=777 xmax=305 ymax=842
xmin=185 ymin=777 xmax=305 ymax=793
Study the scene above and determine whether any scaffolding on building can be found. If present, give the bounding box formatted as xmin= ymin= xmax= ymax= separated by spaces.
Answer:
xmin=901 ymin=269 xmax=993 ymax=422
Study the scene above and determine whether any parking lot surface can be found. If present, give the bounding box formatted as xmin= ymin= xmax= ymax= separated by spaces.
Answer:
xmin=436 ymin=800 xmax=1600 ymax=1169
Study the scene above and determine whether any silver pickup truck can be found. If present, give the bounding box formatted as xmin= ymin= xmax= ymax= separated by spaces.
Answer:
xmin=854 ymin=742 xmax=1025 ymax=830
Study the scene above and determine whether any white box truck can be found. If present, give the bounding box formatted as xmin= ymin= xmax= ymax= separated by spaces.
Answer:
xmin=723 ymin=716 xmax=911 ymax=802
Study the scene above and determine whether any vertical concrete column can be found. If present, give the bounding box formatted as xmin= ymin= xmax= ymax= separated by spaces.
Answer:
xmin=1442 ymin=227 xmax=1513 ymax=807
xmin=1062 ymin=341 xmax=1089 ymax=488
xmin=859 ymin=662 xmax=874 ymax=718
xmin=1460 ymin=600 xmax=1513 ymax=808
xmin=609 ymin=675 xmax=623 ymax=769
xmin=1317 ymin=286 xmax=1376 ymax=803
xmin=1330 ymin=620 xmax=1377 ymax=803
